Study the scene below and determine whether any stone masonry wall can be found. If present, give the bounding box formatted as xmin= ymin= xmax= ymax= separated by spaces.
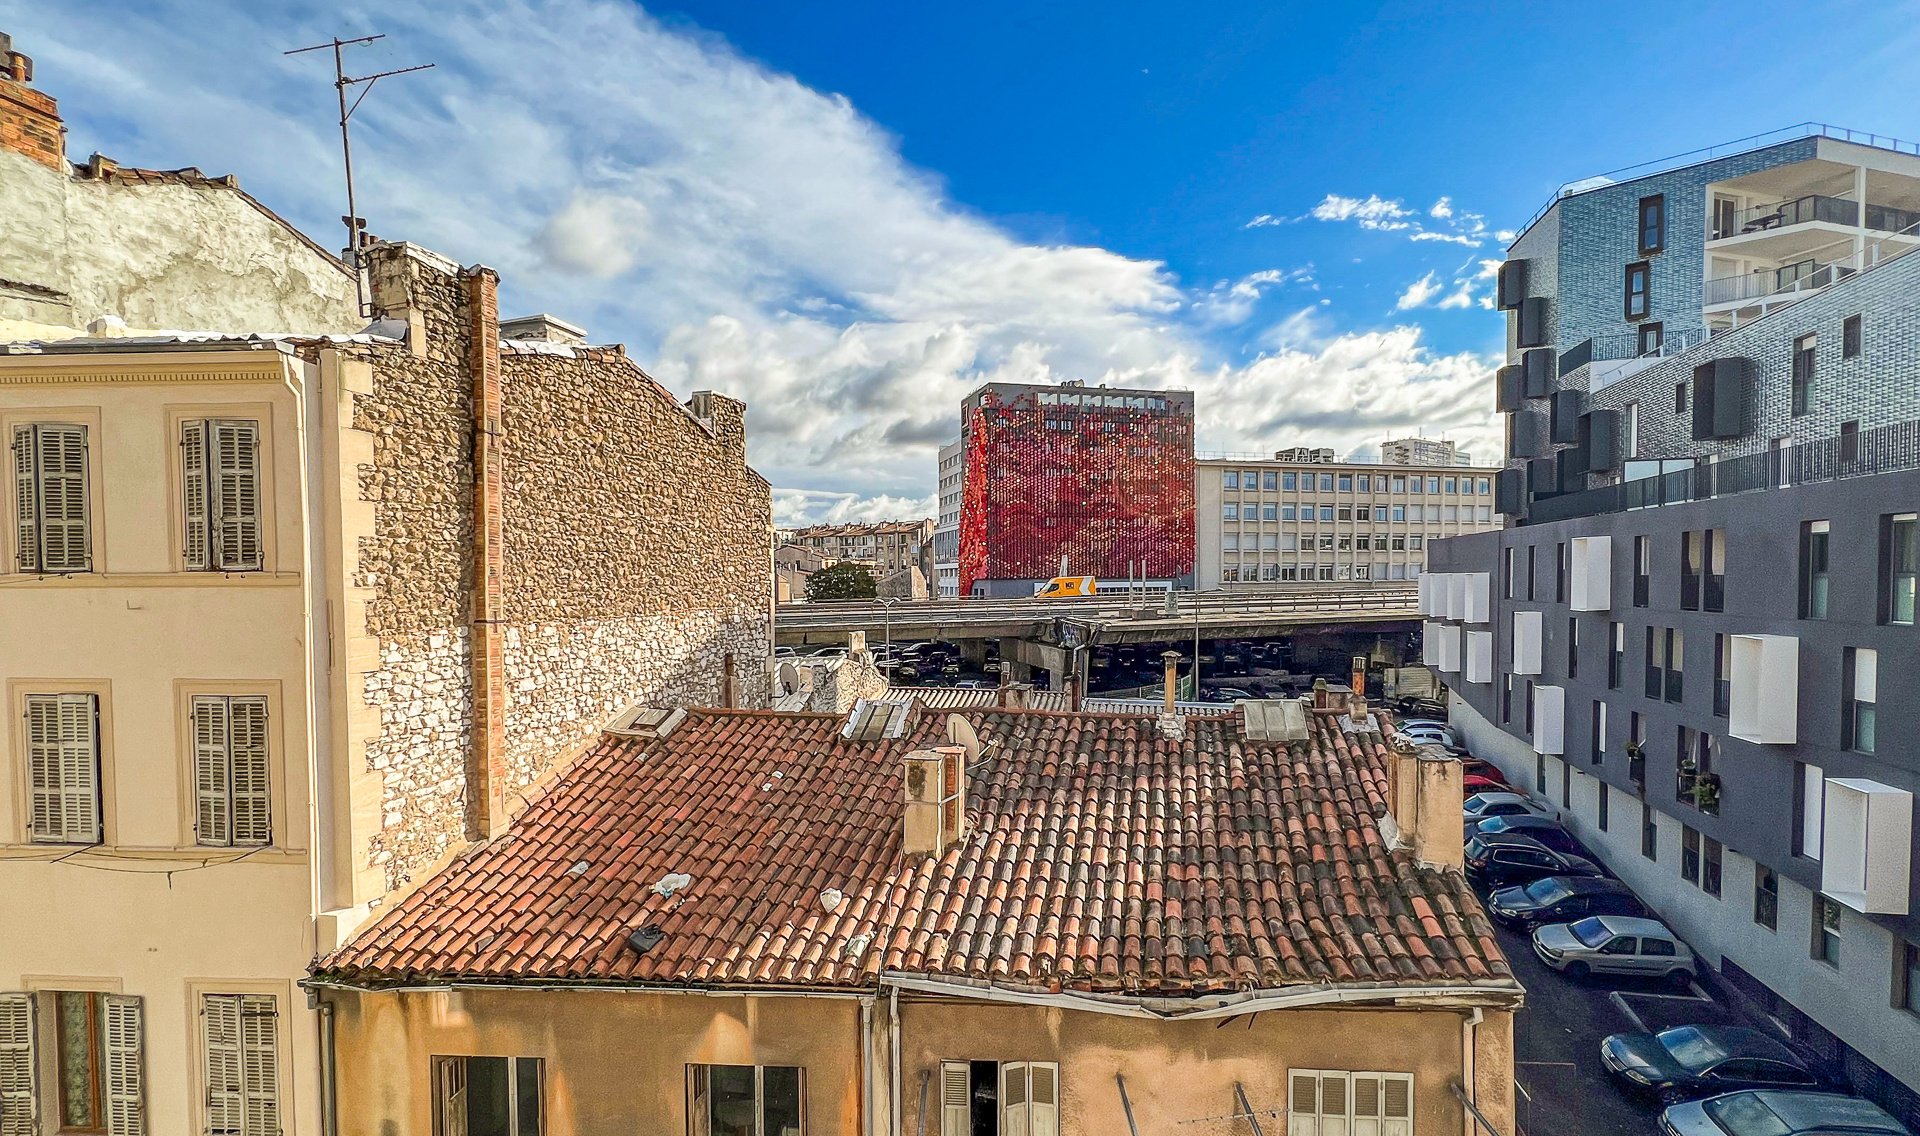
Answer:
xmin=335 ymin=242 xmax=774 ymax=892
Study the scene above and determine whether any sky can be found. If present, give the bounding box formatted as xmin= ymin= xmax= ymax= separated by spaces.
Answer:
xmin=7 ymin=0 xmax=1920 ymax=524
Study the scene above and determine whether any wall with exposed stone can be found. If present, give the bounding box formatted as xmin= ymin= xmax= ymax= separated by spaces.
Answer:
xmin=332 ymin=242 xmax=774 ymax=892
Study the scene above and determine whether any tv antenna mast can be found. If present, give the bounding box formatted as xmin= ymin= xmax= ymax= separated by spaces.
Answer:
xmin=285 ymin=34 xmax=434 ymax=316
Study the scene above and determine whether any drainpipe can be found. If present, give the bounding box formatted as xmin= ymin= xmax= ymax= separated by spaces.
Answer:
xmin=1460 ymin=1007 xmax=1483 ymax=1136
xmin=318 ymin=999 xmax=338 ymax=1136
xmin=860 ymin=995 xmax=875 ymax=1136
xmin=890 ymin=985 xmax=902 ymax=1136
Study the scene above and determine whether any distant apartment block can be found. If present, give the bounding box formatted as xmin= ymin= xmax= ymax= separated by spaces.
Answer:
xmin=779 ymin=518 xmax=932 ymax=581
xmin=933 ymin=436 xmax=963 ymax=598
xmin=1380 ymin=436 xmax=1474 ymax=467
xmin=957 ymin=380 xmax=1194 ymax=597
xmin=1495 ymin=124 xmax=1920 ymax=518
xmin=1196 ymin=454 xmax=1500 ymax=589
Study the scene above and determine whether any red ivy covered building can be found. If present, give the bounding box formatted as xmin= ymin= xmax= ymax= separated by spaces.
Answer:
xmin=957 ymin=381 xmax=1194 ymax=596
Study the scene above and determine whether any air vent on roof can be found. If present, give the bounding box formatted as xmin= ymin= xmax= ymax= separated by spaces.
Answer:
xmin=607 ymin=704 xmax=687 ymax=739
xmin=844 ymin=698 xmax=913 ymax=741
xmin=627 ymin=925 xmax=665 ymax=954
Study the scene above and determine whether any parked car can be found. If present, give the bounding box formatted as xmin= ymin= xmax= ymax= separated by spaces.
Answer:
xmin=1463 ymin=773 xmax=1509 ymax=795
xmin=1460 ymin=758 xmax=1509 ymax=784
xmin=1463 ymin=792 xmax=1556 ymax=824
xmin=809 ymin=645 xmax=849 ymax=658
xmin=1487 ymin=876 xmax=1647 ymax=930
xmin=1465 ymin=833 xmax=1604 ymax=889
xmin=1467 ymin=815 xmax=1588 ymax=858
xmin=1399 ymin=718 xmax=1448 ymax=730
xmin=1399 ymin=724 xmax=1459 ymax=746
xmin=772 ymin=646 xmax=800 ymax=659
xmin=1602 ymin=1026 xmax=1821 ymax=1103
xmin=1659 ymin=1090 xmax=1913 ymax=1136
xmin=1209 ymin=687 xmax=1259 ymax=703
xmin=1394 ymin=696 xmax=1447 ymax=718
xmin=1533 ymin=915 xmax=1695 ymax=983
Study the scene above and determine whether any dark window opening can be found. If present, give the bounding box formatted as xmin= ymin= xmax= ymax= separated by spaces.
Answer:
xmin=1791 ymin=333 xmax=1815 ymax=416
xmin=1638 ymin=321 xmax=1664 ymax=358
xmin=1624 ymin=261 xmax=1651 ymax=320
xmin=1799 ymin=521 xmax=1829 ymax=619
xmin=1843 ymin=314 xmax=1863 ymax=359
xmin=1638 ymin=195 xmax=1666 ymax=254
xmin=1754 ymin=866 xmax=1778 ymax=930
xmin=1633 ymin=536 xmax=1651 ymax=607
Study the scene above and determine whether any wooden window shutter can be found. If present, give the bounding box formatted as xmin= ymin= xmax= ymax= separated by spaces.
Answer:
xmin=228 ymin=699 xmax=271 ymax=846
xmin=1318 ymin=1072 xmax=1351 ymax=1136
xmin=682 ymin=1064 xmax=706 ymax=1136
xmin=437 ymin=1058 xmax=469 ymax=1136
xmin=238 ymin=996 xmax=279 ymax=1136
xmin=210 ymin=421 xmax=260 ymax=571
xmin=1000 ymin=1062 xmax=1029 ymax=1136
xmin=204 ymin=995 xmax=244 ymax=1136
xmin=11 ymin=426 xmax=35 ymax=572
xmin=26 ymin=693 xmax=100 ymax=843
xmin=1027 ymin=1063 xmax=1058 ymax=1136
xmin=181 ymin=421 xmax=210 ymax=570
xmin=938 ymin=1061 xmax=970 ymax=1136
xmin=1351 ymin=1074 xmax=1381 ymax=1136
xmin=194 ymin=697 xmax=232 ymax=845
xmin=33 ymin=424 xmax=90 ymax=573
xmin=1379 ymin=1074 xmax=1411 ymax=1136
xmin=1288 ymin=1070 xmax=1321 ymax=1136
xmin=104 ymin=994 xmax=145 ymax=1136
xmin=0 ymin=993 xmax=37 ymax=1136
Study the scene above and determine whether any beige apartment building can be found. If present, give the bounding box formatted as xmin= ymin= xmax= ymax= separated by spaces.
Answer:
xmin=779 ymin=518 xmax=933 ymax=579
xmin=0 ymin=239 xmax=772 ymax=1136
xmin=1196 ymin=453 xmax=1503 ymax=588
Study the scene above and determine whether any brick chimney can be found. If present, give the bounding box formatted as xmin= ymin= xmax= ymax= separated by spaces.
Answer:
xmin=0 ymin=33 xmax=65 ymax=170
xmin=901 ymin=746 xmax=967 ymax=860
xmin=1391 ymin=741 xmax=1465 ymax=870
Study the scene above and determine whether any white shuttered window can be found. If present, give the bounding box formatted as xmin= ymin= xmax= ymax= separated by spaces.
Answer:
xmin=104 ymin=995 xmax=146 ymax=1136
xmin=204 ymin=994 xmax=279 ymax=1136
xmin=11 ymin=423 xmax=91 ymax=573
xmin=26 ymin=693 xmax=101 ymax=844
xmin=0 ymin=993 xmax=35 ymax=1136
xmin=192 ymin=696 xmax=271 ymax=846
xmin=180 ymin=420 xmax=261 ymax=571
xmin=1290 ymin=1070 xmax=1412 ymax=1136
xmin=940 ymin=1061 xmax=1058 ymax=1136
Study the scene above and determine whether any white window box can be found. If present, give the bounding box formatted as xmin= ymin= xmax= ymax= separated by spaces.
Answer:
xmin=1466 ymin=631 xmax=1493 ymax=684
xmin=1446 ymin=573 xmax=1468 ymax=620
xmin=1728 ymin=634 xmax=1798 ymax=744
xmin=1821 ymin=778 xmax=1913 ymax=914
xmin=1421 ymin=621 xmax=1445 ymax=666
xmin=1533 ymin=685 xmax=1565 ymax=754
xmin=1512 ymin=610 xmax=1543 ymax=675
xmin=1464 ymin=573 xmax=1491 ymax=624
xmin=1569 ymin=536 xmax=1612 ymax=611
xmin=1438 ymin=623 xmax=1462 ymax=672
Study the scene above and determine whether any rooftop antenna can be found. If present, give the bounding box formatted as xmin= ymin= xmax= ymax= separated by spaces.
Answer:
xmin=285 ymin=34 xmax=434 ymax=318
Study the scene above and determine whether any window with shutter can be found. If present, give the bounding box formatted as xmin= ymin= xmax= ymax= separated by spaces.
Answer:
xmin=181 ymin=420 xmax=261 ymax=571
xmin=1350 ymin=1074 xmax=1413 ymax=1136
xmin=205 ymin=996 xmax=243 ymax=1136
xmin=26 ymin=693 xmax=101 ymax=844
xmin=103 ymin=995 xmax=144 ymax=1136
xmin=203 ymin=995 xmax=278 ymax=1136
xmin=1027 ymin=1063 xmax=1058 ymax=1136
xmin=0 ymin=993 xmax=36 ymax=1136
xmin=1000 ymin=1062 xmax=1029 ymax=1136
xmin=11 ymin=423 xmax=91 ymax=573
xmin=1320 ymin=1073 xmax=1349 ymax=1136
xmin=1287 ymin=1070 xmax=1414 ymax=1136
xmin=939 ymin=1062 xmax=970 ymax=1136
xmin=193 ymin=696 xmax=271 ymax=847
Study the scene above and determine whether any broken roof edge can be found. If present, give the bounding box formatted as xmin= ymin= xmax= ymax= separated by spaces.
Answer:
xmin=879 ymin=972 xmax=1525 ymax=1019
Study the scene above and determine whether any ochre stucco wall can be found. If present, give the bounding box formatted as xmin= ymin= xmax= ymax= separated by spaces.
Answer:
xmin=325 ymin=988 xmax=868 ymax=1136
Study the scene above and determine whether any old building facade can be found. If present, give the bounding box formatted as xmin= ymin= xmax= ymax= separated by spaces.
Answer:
xmin=0 ymin=241 xmax=772 ymax=1136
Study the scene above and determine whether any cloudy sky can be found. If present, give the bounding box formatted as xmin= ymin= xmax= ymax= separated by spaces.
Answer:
xmin=10 ymin=0 xmax=1919 ymax=524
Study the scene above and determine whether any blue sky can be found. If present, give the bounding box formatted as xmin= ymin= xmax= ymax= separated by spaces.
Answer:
xmin=9 ymin=0 xmax=1920 ymax=522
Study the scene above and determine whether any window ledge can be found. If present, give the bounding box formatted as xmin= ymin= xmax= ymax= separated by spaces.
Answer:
xmin=0 ymin=843 xmax=307 ymax=864
xmin=0 ymin=571 xmax=299 ymax=588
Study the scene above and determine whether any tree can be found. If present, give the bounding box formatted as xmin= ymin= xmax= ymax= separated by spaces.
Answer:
xmin=806 ymin=562 xmax=878 ymax=602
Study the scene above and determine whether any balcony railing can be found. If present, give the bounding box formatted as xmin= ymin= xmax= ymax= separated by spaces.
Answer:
xmin=1528 ymin=418 xmax=1920 ymax=524
xmin=1715 ymin=194 xmax=1920 ymax=240
xmin=1703 ymin=259 xmax=1856 ymax=306
xmin=1560 ymin=327 xmax=1710 ymax=374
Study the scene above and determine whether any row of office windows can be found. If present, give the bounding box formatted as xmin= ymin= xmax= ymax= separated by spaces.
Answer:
xmin=1222 ymin=563 xmax=1421 ymax=582
xmin=10 ymin=419 xmax=263 ymax=574
xmin=1219 ymin=469 xmax=1490 ymax=495
xmin=1224 ymin=503 xmax=1492 ymax=524
xmin=0 ymin=989 xmax=283 ymax=1136
xmin=1544 ymin=756 xmax=1920 ymax=1014
xmin=17 ymin=690 xmax=277 ymax=847
xmin=1225 ymin=533 xmax=1425 ymax=552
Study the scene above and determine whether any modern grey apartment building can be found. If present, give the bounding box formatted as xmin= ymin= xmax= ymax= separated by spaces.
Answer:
xmin=1430 ymin=207 xmax=1920 ymax=1118
xmin=1495 ymin=124 xmax=1920 ymax=518
xmin=1196 ymin=452 xmax=1500 ymax=589
xmin=933 ymin=437 xmax=962 ymax=598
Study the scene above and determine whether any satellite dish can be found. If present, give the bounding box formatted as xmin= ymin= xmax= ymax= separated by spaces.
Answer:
xmin=777 ymin=662 xmax=800 ymax=694
xmin=945 ymin=714 xmax=981 ymax=763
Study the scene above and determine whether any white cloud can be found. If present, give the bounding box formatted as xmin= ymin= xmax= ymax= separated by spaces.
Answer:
xmin=1410 ymin=230 xmax=1478 ymax=246
xmin=1429 ymin=197 xmax=1454 ymax=219
xmin=1436 ymin=283 xmax=1475 ymax=309
xmin=1296 ymin=190 xmax=1493 ymax=247
xmin=1396 ymin=273 xmax=1442 ymax=310
xmin=16 ymin=0 xmax=1501 ymax=505
xmin=1243 ymin=214 xmax=1284 ymax=228
xmin=773 ymin=488 xmax=938 ymax=527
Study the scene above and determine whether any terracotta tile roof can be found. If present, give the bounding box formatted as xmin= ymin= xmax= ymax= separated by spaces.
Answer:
xmin=906 ymin=686 xmax=1070 ymax=711
xmin=318 ymin=706 xmax=1513 ymax=998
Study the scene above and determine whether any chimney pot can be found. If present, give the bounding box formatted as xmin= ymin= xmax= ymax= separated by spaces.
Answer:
xmin=901 ymin=747 xmax=968 ymax=860
xmin=1161 ymin=651 xmax=1182 ymax=713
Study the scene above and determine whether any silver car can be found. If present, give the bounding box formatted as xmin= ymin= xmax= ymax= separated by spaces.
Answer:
xmin=1533 ymin=915 xmax=1696 ymax=982
xmin=1660 ymin=1090 xmax=1913 ymax=1136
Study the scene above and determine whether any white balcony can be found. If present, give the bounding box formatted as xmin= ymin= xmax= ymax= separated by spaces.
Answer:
xmin=1421 ymin=621 xmax=1445 ymax=666
xmin=1512 ymin=610 xmax=1543 ymax=675
xmin=1446 ymin=574 xmax=1468 ymax=621
xmin=1464 ymin=573 xmax=1491 ymax=624
xmin=1419 ymin=575 xmax=1444 ymax=617
xmin=1533 ymin=685 xmax=1565 ymax=755
xmin=1569 ymin=537 xmax=1611 ymax=612
xmin=1821 ymin=778 xmax=1913 ymax=914
xmin=1729 ymin=634 xmax=1799 ymax=743
xmin=1466 ymin=631 xmax=1493 ymax=684
xmin=1437 ymin=623 xmax=1462 ymax=673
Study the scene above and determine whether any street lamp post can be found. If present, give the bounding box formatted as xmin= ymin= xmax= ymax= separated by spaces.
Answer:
xmin=880 ymin=597 xmax=899 ymax=678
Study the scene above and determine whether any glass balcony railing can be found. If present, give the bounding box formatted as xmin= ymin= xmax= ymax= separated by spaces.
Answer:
xmin=1714 ymin=194 xmax=1920 ymax=240
xmin=1703 ymin=258 xmax=1856 ymax=305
